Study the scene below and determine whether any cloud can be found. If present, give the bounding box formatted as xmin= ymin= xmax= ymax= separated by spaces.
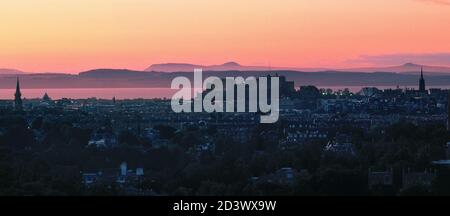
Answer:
xmin=417 ymin=0 xmax=450 ymax=5
xmin=347 ymin=53 xmax=450 ymax=66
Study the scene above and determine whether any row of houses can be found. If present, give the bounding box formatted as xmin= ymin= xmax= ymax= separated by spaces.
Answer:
xmin=81 ymin=162 xmax=145 ymax=193
xmin=368 ymin=168 xmax=437 ymax=190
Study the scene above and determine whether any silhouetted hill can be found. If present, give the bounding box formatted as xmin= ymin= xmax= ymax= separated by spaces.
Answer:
xmin=339 ymin=63 xmax=450 ymax=74
xmin=79 ymin=69 xmax=151 ymax=78
xmin=145 ymin=63 xmax=202 ymax=72
xmin=145 ymin=62 xmax=330 ymax=72
xmin=145 ymin=62 xmax=450 ymax=74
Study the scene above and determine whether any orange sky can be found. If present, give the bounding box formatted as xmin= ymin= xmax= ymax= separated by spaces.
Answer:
xmin=1 ymin=0 xmax=450 ymax=73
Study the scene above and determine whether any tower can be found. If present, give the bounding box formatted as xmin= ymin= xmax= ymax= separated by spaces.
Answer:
xmin=419 ymin=67 xmax=426 ymax=92
xmin=14 ymin=77 xmax=23 ymax=111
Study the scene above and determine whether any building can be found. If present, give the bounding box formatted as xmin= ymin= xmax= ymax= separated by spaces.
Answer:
xmin=38 ymin=92 xmax=54 ymax=107
xmin=87 ymin=131 xmax=118 ymax=149
xmin=324 ymin=134 xmax=356 ymax=157
xmin=368 ymin=168 xmax=394 ymax=189
xmin=42 ymin=92 xmax=51 ymax=102
xmin=81 ymin=162 xmax=144 ymax=187
xmin=402 ymin=169 xmax=436 ymax=190
xmin=14 ymin=77 xmax=23 ymax=111
xmin=251 ymin=168 xmax=308 ymax=186
xmin=431 ymin=141 xmax=450 ymax=167
xmin=201 ymin=74 xmax=296 ymax=106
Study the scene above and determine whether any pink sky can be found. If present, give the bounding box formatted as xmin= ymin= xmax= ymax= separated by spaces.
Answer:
xmin=1 ymin=0 xmax=450 ymax=73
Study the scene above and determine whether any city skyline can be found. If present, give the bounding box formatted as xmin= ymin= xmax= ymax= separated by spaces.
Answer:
xmin=4 ymin=0 xmax=450 ymax=206
xmin=1 ymin=0 xmax=450 ymax=73
xmin=3 ymin=66 xmax=432 ymax=101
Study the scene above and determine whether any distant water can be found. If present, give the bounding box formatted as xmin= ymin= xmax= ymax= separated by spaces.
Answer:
xmin=0 ymin=88 xmax=178 ymax=100
xmin=1 ymin=86 xmax=450 ymax=100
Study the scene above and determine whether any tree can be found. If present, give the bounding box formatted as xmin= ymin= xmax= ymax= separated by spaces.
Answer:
xmin=298 ymin=86 xmax=321 ymax=99
xmin=154 ymin=125 xmax=176 ymax=139
xmin=118 ymin=130 xmax=142 ymax=146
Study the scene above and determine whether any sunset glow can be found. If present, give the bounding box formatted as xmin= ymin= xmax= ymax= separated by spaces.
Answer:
xmin=1 ymin=0 xmax=450 ymax=73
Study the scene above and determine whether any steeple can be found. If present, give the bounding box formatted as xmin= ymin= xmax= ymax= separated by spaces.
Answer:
xmin=14 ymin=77 xmax=23 ymax=111
xmin=419 ymin=67 xmax=426 ymax=93
xmin=421 ymin=67 xmax=424 ymax=79
xmin=15 ymin=77 xmax=21 ymax=95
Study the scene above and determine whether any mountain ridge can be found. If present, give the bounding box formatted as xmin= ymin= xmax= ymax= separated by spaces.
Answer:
xmin=145 ymin=62 xmax=450 ymax=74
xmin=145 ymin=62 xmax=330 ymax=72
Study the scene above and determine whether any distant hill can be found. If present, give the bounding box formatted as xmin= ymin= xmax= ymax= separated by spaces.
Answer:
xmin=145 ymin=62 xmax=450 ymax=74
xmin=1 ymin=63 xmax=450 ymax=89
xmin=338 ymin=63 xmax=450 ymax=74
xmin=145 ymin=63 xmax=204 ymax=72
xmin=0 ymin=68 xmax=25 ymax=75
xmin=145 ymin=62 xmax=329 ymax=72
xmin=79 ymin=69 xmax=150 ymax=78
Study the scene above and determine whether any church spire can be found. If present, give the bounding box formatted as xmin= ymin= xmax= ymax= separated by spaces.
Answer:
xmin=14 ymin=77 xmax=23 ymax=111
xmin=15 ymin=77 xmax=21 ymax=95
xmin=421 ymin=67 xmax=424 ymax=79
xmin=419 ymin=67 xmax=426 ymax=93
